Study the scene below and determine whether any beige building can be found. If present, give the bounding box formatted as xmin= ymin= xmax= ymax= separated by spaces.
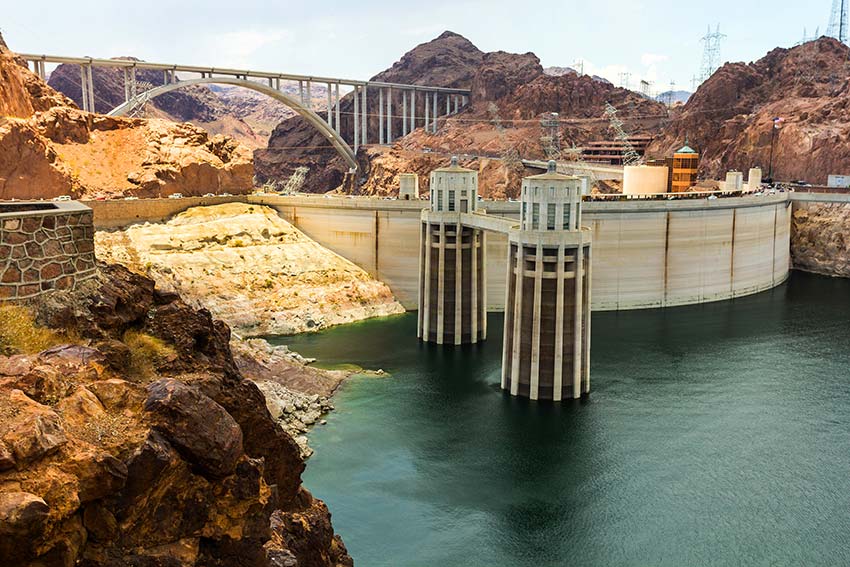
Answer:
xmin=399 ymin=173 xmax=419 ymax=200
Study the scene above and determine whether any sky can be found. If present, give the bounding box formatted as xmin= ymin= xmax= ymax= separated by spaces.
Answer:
xmin=1 ymin=0 xmax=836 ymax=94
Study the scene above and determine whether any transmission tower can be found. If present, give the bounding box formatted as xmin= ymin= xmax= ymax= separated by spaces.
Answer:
xmin=699 ymin=24 xmax=727 ymax=83
xmin=540 ymin=112 xmax=562 ymax=160
xmin=573 ymin=59 xmax=585 ymax=76
xmin=828 ymin=0 xmax=848 ymax=43
xmin=604 ymin=102 xmax=642 ymax=166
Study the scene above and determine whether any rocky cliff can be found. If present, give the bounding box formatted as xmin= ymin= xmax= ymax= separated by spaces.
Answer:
xmin=94 ymin=203 xmax=404 ymax=335
xmin=257 ymin=31 xmax=666 ymax=198
xmin=0 ymin=263 xmax=351 ymax=566
xmin=48 ymin=62 xmax=295 ymax=150
xmin=648 ymin=37 xmax=850 ymax=184
xmin=791 ymin=201 xmax=850 ymax=277
xmin=0 ymin=35 xmax=253 ymax=200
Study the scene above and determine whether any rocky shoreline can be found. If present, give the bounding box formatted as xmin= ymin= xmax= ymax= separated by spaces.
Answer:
xmin=233 ymin=338 xmax=347 ymax=459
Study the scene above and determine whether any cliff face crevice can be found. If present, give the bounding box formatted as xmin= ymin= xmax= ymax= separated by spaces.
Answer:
xmin=791 ymin=201 xmax=850 ymax=277
xmin=0 ymin=263 xmax=352 ymax=566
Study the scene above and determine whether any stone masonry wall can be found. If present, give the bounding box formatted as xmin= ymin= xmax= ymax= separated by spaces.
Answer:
xmin=0 ymin=203 xmax=96 ymax=300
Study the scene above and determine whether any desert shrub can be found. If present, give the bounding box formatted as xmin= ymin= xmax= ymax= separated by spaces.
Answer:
xmin=123 ymin=329 xmax=177 ymax=380
xmin=0 ymin=304 xmax=68 ymax=355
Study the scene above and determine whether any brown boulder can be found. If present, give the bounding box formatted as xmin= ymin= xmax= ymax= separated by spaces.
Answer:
xmin=144 ymin=378 xmax=243 ymax=479
xmin=0 ymin=491 xmax=50 ymax=561
xmin=1 ymin=389 xmax=67 ymax=467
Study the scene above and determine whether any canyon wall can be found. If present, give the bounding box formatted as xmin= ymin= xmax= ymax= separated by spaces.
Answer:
xmin=790 ymin=196 xmax=850 ymax=277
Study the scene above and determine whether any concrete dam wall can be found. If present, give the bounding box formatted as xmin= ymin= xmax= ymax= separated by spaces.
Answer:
xmin=251 ymin=194 xmax=792 ymax=311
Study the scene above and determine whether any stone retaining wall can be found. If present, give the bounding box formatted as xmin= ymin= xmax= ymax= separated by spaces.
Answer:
xmin=0 ymin=201 xmax=96 ymax=300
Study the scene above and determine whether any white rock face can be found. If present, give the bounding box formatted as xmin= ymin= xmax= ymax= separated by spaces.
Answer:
xmin=95 ymin=203 xmax=404 ymax=336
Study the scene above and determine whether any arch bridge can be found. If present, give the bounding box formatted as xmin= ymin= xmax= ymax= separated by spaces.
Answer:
xmin=21 ymin=53 xmax=471 ymax=171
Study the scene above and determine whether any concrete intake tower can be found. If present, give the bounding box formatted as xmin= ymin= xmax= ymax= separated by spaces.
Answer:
xmin=502 ymin=163 xmax=592 ymax=401
xmin=417 ymin=157 xmax=487 ymax=344
xmin=417 ymin=158 xmax=592 ymax=401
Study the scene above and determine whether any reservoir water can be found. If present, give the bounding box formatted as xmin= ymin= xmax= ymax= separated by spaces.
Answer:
xmin=280 ymin=272 xmax=850 ymax=566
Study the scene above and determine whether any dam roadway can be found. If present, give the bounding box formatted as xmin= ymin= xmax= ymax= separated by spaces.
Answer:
xmin=87 ymin=193 xmax=792 ymax=312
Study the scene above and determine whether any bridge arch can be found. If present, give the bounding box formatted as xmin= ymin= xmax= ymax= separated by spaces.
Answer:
xmin=107 ymin=77 xmax=358 ymax=170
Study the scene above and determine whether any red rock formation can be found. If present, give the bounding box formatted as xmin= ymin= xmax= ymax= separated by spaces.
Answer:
xmin=648 ymin=37 xmax=850 ymax=184
xmin=0 ymin=263 xmax=352 ymax=566
xmin=257 ymin=31 xmax=667 ymax=197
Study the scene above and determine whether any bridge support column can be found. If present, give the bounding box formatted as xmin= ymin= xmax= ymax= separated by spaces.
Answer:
xmin=403 ymin=91 xmax=408 ymax=136
xmin=299 ymin=81 xmax=304 ymax=106
xmin=305 ymin=80 xmax=312 ymax=110
xmin=378 ymin=89 xmax=384 ymax=145
xmin=361 ymin=84 xmax=367 ymax=146
xmin=446 ymin=94 xmax=450 ymax=117
xmin=424 ymin=92 xmax=429 ymax=133
xmin=386 ymin=87 xmax=393 ymax=144
xmin=353 ymin=86 xmax=359 ymax=153
xmin=432 ymin=91 xmax=438 ymax=133
xmin=79 ymin=65 xmax=88 ymax=112
xmin=410 ymin=90 xmax=415 ymax=131
xmin=123 ymin=68 xmax=130 ymax=102
xmin=334 ymin=83 xmax=341 ymax=133
xmin=501 ymin=161 xmax=592 ymax=401
xmin=454 ymin=95 xmax=459 ymax=114
xmin=326 ymin=82 xmax=333 ymax=129
xmin=418 ymin=157 xmax=485 ymax=345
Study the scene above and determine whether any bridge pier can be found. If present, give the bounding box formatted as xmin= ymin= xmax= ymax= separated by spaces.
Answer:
xmin=326 ymin=82 xmax=333 ymax=129
xmin=353 ymin=86 xmax=359 ymax=152
xmin=424 ymin=92 xmax=430 ymax=133
xmin=386 ymin=87 xmax=393 ymax=144
xmin=361 ymin=84 xmax=367 ymax=146
xmin=418 ymin=157 xmax=486 ymax=344
xmin=403 ymin=91 xmax=408 ymax=136
xmin=410 ymin=90 xmax=415 ymax=132
xmin=379 ymin=89 xmax=385 ymax=145
xmin=432 ymin=91 xmax=438 ymax=133
xmin=335 ymin=83 xmax=341 ymax=134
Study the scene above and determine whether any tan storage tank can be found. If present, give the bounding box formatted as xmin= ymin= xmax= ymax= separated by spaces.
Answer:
xmin=623 ymin=165 xmax=669 ymax=195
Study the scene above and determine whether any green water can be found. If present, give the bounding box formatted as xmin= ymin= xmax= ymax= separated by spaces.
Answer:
xmin=278 ymin=272 xmax=850 ymax=567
